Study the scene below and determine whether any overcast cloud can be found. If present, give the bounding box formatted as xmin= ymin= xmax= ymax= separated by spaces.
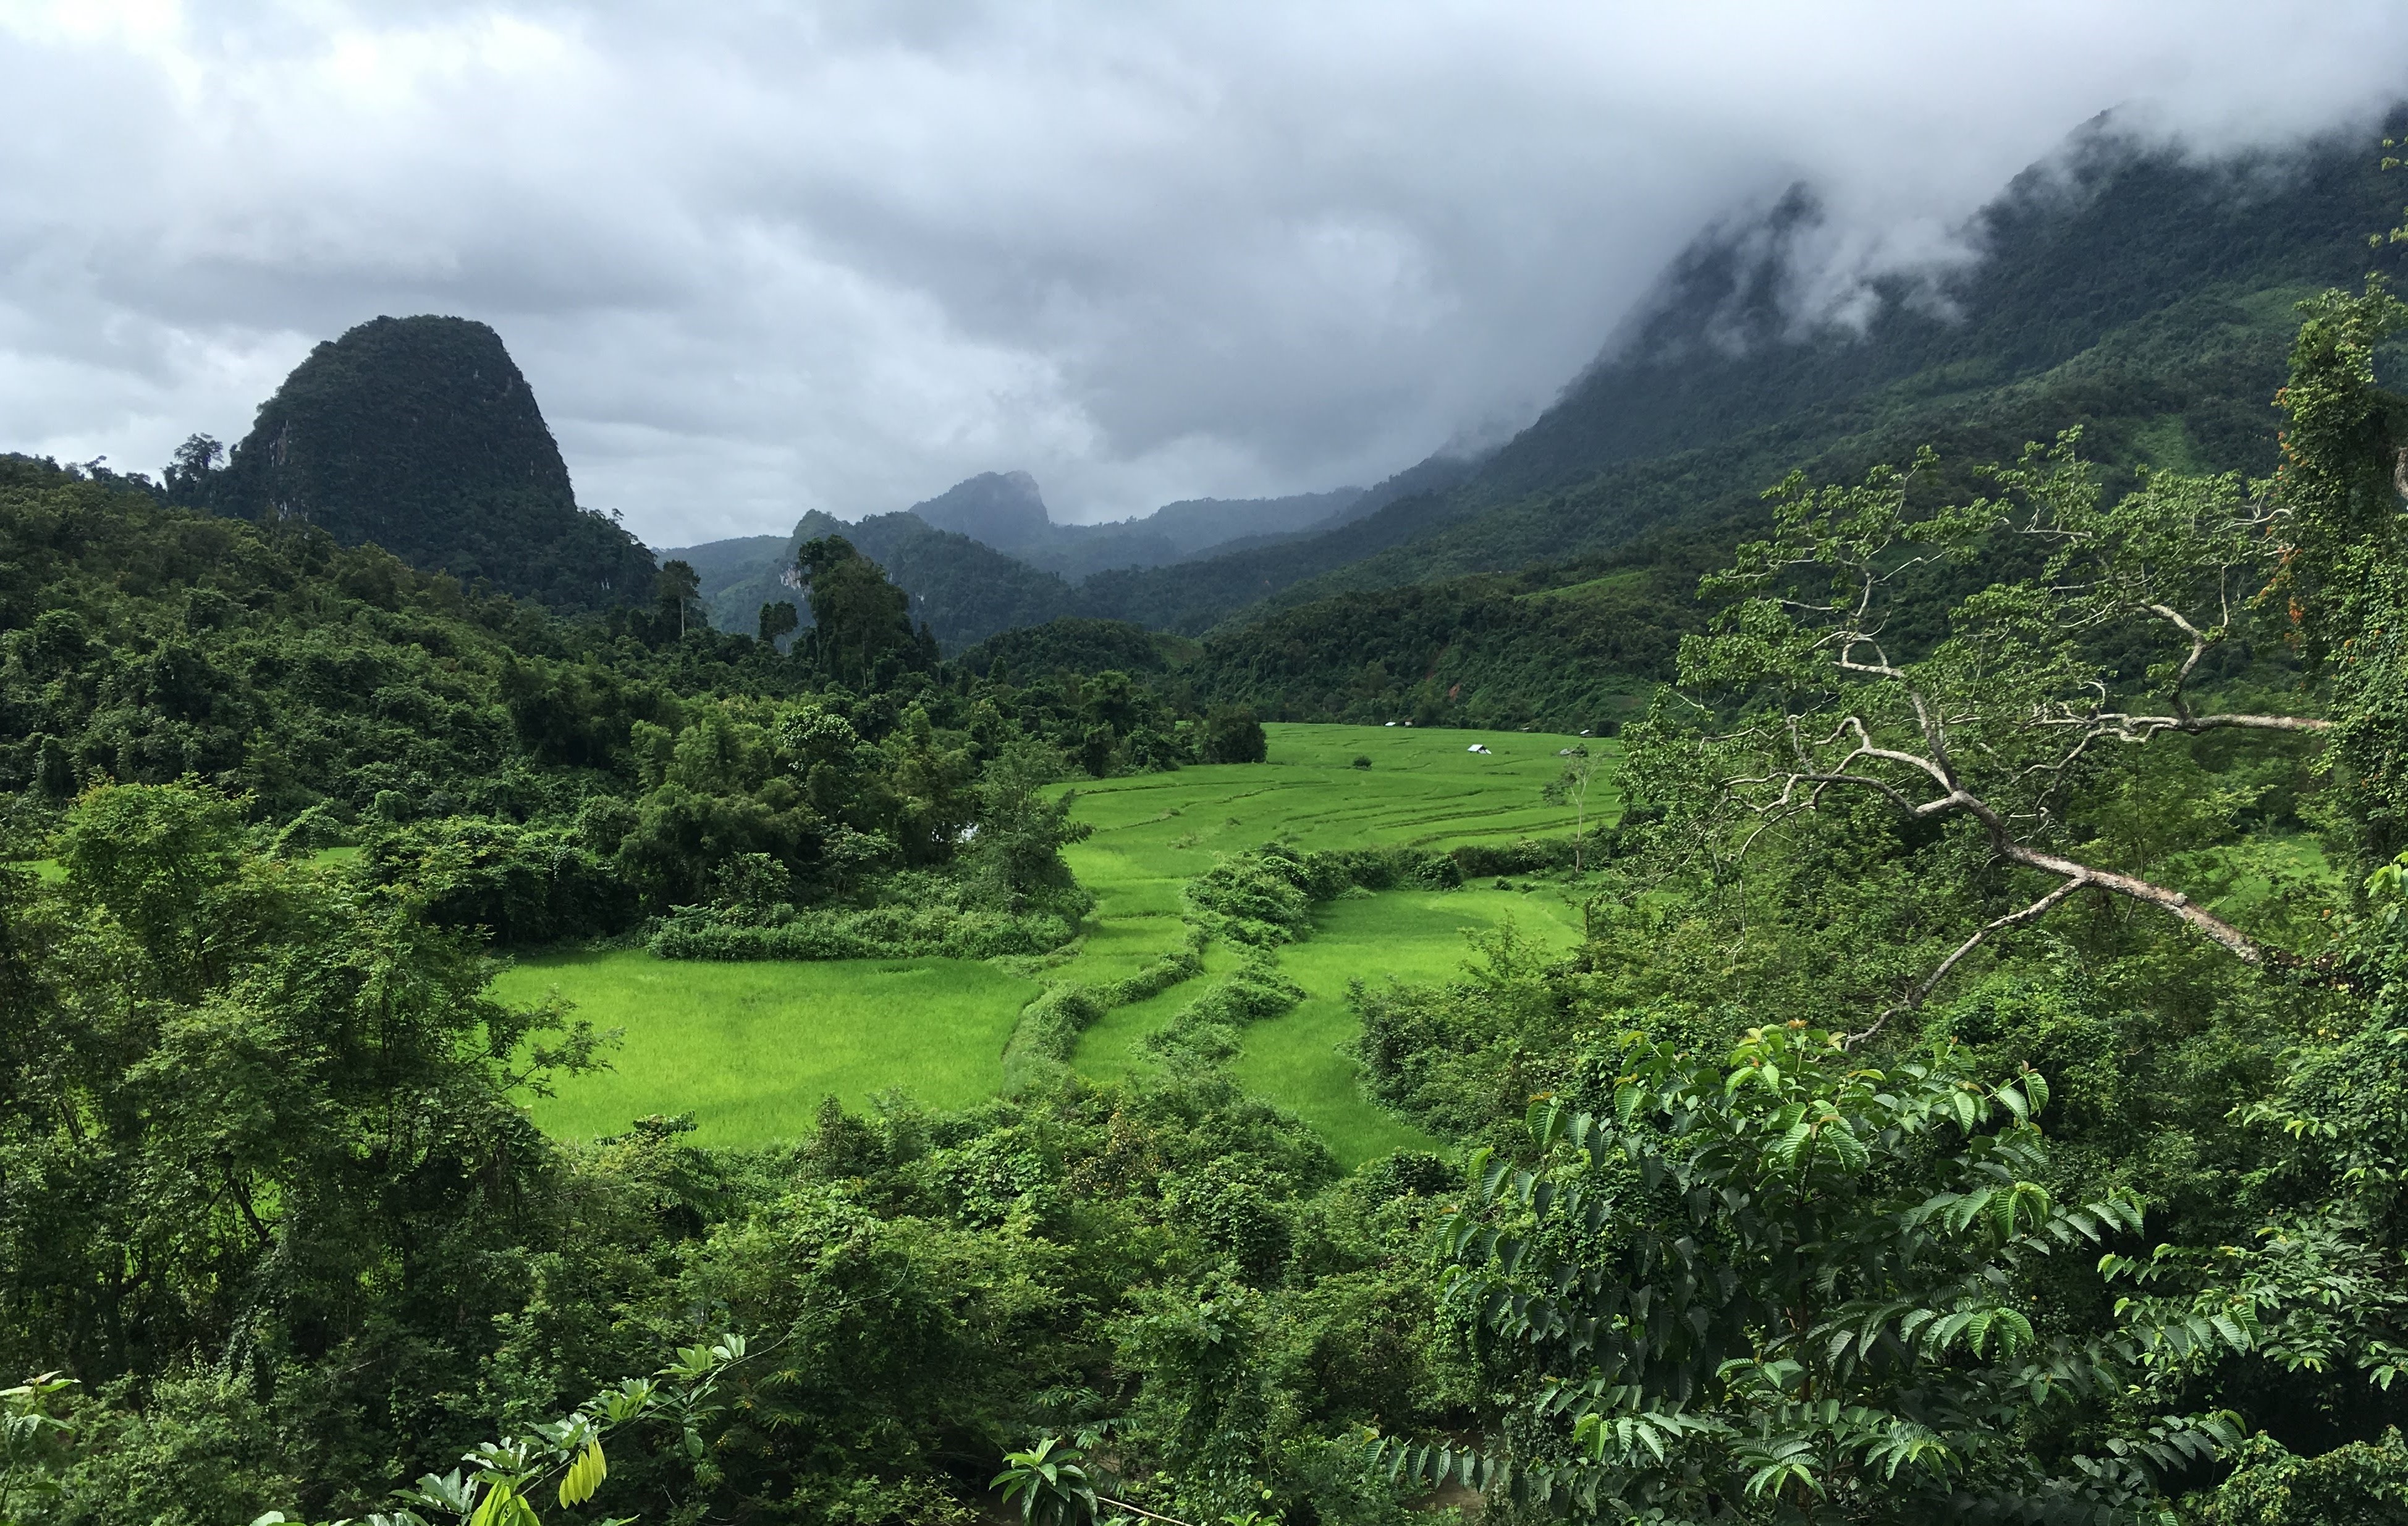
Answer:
xmin=2 ymin=1 xmax=2405 ymax=546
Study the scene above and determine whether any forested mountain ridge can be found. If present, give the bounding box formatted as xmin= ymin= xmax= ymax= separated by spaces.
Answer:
xmin=1080 ymin=113 xmax=2408 ymax=640
xmin=809 ymin=508 xmax=1080 ymax=647
xmin=671 ymin=477 xmax=1396 ymax=640
xmin=903 ymin=468 xmax=1054 ymax=545
xmin=659 ymin=532 xmax=786 ymax=589
xmin=677 ymin=508 xmax=1079 ymax=651
xmin=1165 ymin=275 xmax=2330 ymax=729
xmin=898 ymin=469 xmax=1380 ymax=577
xmin=0 ymin=451 xmax=746 ymax=829
xmin=691 ymin=102 xmax=2408 ymax=726
xmin=183 ymin=314 xmax=661 ymax=612
xmin=678 ymin=118 xmax=2408 ymax=664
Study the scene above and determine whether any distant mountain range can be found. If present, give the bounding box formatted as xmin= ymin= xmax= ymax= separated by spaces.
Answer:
xmin=867 ymin=468 xmax=1379 ymax=579
xmin=104 ymin=104 xmax=2407 ymax=710
xmin=673 ymin=109 xmax=2408 ymax=674
xmin=1100 ymin=114 xmax=2408 ymax=634
xmin=662 ymin=464 xmax=1431 ymax=648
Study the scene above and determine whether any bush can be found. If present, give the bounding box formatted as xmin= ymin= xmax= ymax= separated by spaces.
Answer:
xmin=1201 ymin=707 xmax=1268 ymax=764
xmin=1181 ymin=845 xmax=1466 ymax=946
xmin=1143 ymin=959 xmax=1305 ymax=1064
xmin=1350 ymin=754 xmax=1371 ymax=769
xmin=1183 ymin=852 xmax=1312 ymax=945
xmin=1094 ymin=947 xmax=1206 ymax=1006
xmin=1000 ymin=947 xmax=1206 ymax=1090
xmin=1447 ymin=837 xmax=1577 ymax=879
xmin=650 ymin=902 xmax=1076 ymax=960
xmin=1000 ymin=983 xmax=1110 ymax=1089
xmin=1314 ymin=843 xmax=1460 ymax=892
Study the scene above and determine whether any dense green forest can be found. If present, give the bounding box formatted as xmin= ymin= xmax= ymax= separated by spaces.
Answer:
xmin=0 ymin=465 xmax=1202 ymax=944
xmin=5 ymin=130 xmax=2408 ymax=1526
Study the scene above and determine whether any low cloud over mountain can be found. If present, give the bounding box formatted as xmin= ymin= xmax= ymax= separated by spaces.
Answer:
xmin=4 ymin=1 xmax=2406 ymax=544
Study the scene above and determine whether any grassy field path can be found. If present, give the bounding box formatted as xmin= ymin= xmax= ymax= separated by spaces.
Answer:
xmin=503 ymin=722 xmax=1611 ymax=1158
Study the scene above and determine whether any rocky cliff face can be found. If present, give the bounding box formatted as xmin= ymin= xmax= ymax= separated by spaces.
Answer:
xmin=215 ymin=315 xmax=657 ymax=611
xmin=904 ymin=470 xmax=1054 ymax=546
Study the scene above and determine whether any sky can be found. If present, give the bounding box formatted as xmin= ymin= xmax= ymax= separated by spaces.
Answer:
xmin=2 ymin=2 xmax=2406 ymax=548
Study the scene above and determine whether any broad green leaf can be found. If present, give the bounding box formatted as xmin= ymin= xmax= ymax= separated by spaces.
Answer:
xmin=559 ymin=1441 xmax=606 ymax=1507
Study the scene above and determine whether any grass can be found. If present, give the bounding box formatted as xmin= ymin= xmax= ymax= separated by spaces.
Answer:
xmin=1057 ymin=722 xmax=1616 ymax=896
xmin=1057 ymin=723 xmax=1604 ymax=1163
xmin=1227 ymin=884 xmax=1584 ymax=1167
xmin=494 ymin=951 xmax=1040 ymax=1148
xmin=501 ymin=723 xmax=1613 ymax=1159
xmin=12 ymin=844 xmax=356 ymax=883
xmin=1516 ymin=569 xmax=1649 ymax=604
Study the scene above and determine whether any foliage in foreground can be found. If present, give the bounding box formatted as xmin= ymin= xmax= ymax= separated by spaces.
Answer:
xmin=1388 ymin=1024 xmax=2238 ymax=1521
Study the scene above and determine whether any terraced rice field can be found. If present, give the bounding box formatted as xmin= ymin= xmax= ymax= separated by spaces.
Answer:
xmin=1059 ymin=724 xmax=1602 ymax=1161
xmin=498 ymin=952 xmax=1041 ymax=1146
xmin=505 ymin=722 xmax=1610 ymax=1158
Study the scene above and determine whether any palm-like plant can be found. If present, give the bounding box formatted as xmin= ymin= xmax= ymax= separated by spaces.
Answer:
xmin=995 ymin=1437 xmax=1102 ymax=1526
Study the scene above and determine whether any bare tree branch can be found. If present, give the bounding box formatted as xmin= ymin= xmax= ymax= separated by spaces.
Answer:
xmin=1997 ymin=840 xmax=2264 ymax=962
xmin=1685 ymin=435 xmax=2313 ymax=1015
xmin=2035 ymin=708 xmax=2334 ymax=738
xmin=1846 ymin=874 xmax=2092 ymax=1047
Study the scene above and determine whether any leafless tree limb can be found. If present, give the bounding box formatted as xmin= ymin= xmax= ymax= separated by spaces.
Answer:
xmin=2035 ymin=708 xmax=2333 ymax=738
xmin=1846 ymin=874 xmax=2092 ymax=1048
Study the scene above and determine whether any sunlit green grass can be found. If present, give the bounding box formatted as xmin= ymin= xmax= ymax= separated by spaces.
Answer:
xmin=1231 ymin=885 xmax=1582 ymax=1166
xmin=495 ymin=950 xmax=1038 ymax=1147
xmin=1060 ymin=723 xmax=1607 ymax=1163
xmin=1056 ymin=721 xmax=1616 ymax=910
xmin=502 ymin=723 xmax=1615 ymax=1157
xmin=14 ymin=844 xmax=356 ymax=883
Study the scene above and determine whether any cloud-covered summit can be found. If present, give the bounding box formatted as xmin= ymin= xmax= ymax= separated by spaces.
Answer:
xmin=3 ymin=1 xmax=2405 ymax=546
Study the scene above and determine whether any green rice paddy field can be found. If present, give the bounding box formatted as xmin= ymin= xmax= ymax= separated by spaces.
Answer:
xmin=500 ymin=723 xmax=1613 ymax=1163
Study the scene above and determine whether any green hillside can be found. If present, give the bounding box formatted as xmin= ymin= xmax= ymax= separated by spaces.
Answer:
xmin=1078 ymin=117 xmax=2408 ymax=644
xmin=12 ymin=93 xmax=2408 ymax=1526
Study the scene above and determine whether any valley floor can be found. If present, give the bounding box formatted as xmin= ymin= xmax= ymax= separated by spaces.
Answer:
xmin=502 ymin=723 xmax=1608 ymax=1158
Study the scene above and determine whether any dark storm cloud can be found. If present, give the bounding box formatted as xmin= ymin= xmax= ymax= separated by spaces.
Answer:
xmin=3 ymin=1 xmax=2405 ymax=544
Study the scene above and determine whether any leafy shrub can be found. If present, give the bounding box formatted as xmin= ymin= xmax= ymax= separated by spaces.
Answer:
xmin=1183 ymin=852 xmax=1312 ymax=946
xmin=1446 ymin=836 xmax=1577 ymax=878
xmin=1095 ymin=947 xmax=1207 ymax=1007
xmin=650 ymin=902 xmax=1075 ymax=960
xmin=1143 ymin=959 xmax=1305 ymax=1065
xmin=1000 ymin=983 xmax=1112 ymax=1088
xmin=1002 ymin=947 xmax=1207 ymax=1089
xmin=2199 ymin=1429 xmax=2408 ymax=1524
xmin=1201 ymin=706 xmax=1268 ymax=764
